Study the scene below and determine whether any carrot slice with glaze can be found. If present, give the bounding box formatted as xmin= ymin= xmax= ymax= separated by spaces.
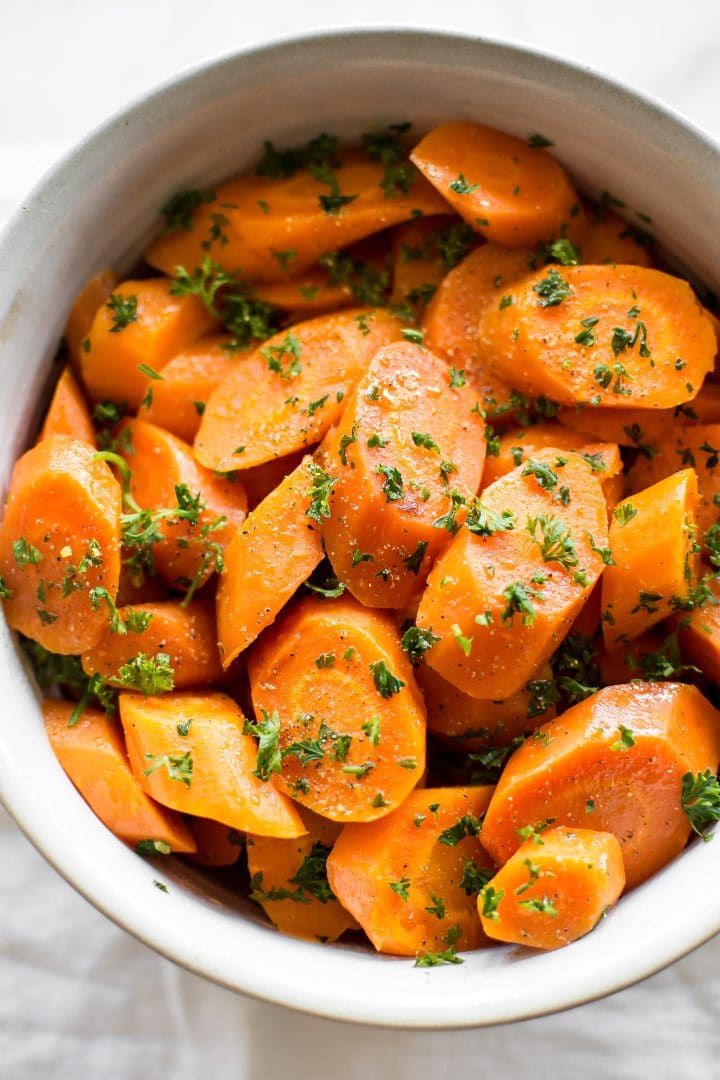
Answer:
xmin=327 ymin=786 xmax=495 ymax=956
xmin=81 ymin=599 xmax=223 ymax=688
xmin=321 ymin=340 xmax=485 ymax=608
xmin=481 ymin=681 xmax=720 ymax=888
xmin=80 ymin=278 xmax=217 ymax=409
xmin=39 ymin=366 xmax=96 ymax=446
xmin=601 ymin=470 xmax=700 ymax=651
xmin=216 ymin=456 xmax=324 ymax=666
xmin=478 ymin=826 xmax=625 ymax=949
xmin=188 ymin=817 xmax=244 ymax=866
xmin=146 ymin=150 xmax=448 ymax=284
xmin=194 ymin=307 xmax=404 ymax=472
xmin=247 ymin=805 xmax=359 ymax=942
xmin=0 ymin=436 xmax=121 ymax=653
xmin=43 ymin=698 xmax=196 ymax=852
xmin=120 ymin=690 xmax=306 ymax=838
xmin=481 ymin=421 xmax=621 ymax=491
xmin=416 ymin=449 xmax=608 ymax=700
xmin=248 ymin=594 xmax=426 ymax=823
xmin=410 ymin=122 xmax=578 ymax=247
xmin=64 ymin=269 xmax=118 ymax=371
xmin=477 ymin=264 xmax=716 ymax=409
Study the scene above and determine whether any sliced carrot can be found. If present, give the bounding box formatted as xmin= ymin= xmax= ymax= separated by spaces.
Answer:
xmin=481 ymin=421 xmax=621 ymax=491
xmin=601 ymin=470 xmax=700 ymax=650
xmin=417 ymin=662 xmax=556 ymax=749
xmin=416 ymin=449 xmax=608 ymax=699
xmin=39 ymin=366 xmax=96 ymax=446
xmin=239 ymin=450 xmax=306 ymax=510
xmin=626 ymin=423 xmax=720 ymax=541
xmin=0 ymin=436 xmax=121 ymax=653
xmin=477 ymin=264 xmax=716 ymax=408
xmin=421 ymin=243 xmax=538 ymax=414
xmin=64 ymin=269 xmax=118 ymax=370
xmin=566 ymin=203 xmax=653 ymax=267
xmin=194 ymin=307 xmax=404 ymax=472
xmin=478 ymin=826 xmax=624 ymax=950
xmin=43 ymin=698 xmax=196 ymax=852
xmin=247 ymin=806 xmax=359 ymax=942
xmin=120 ymin=690 xmax=306 ymax=837
xmin=327 ymin=786 xmax=495 ymax=956
xmin=116 ymin=566 xmax=171 ymax=608
xmin=320 ymin=340 xmax=485 ymax=608
xmin=254 ymin=269 xmax=354 ymax=316
xmin=558 ymin=382 xmax=720 ymax=452
xmin=118 ymin=418 xmax=247 ymax=591
xmin=569 ymin=580 xmax=603 ymax=639
xmin=410 ymin=122 xmax=578 ymax=247
xmin=188 ymin=817 xmax=244 ymax=866
xmin=146 ymin=150 xmax=447 ymax=284
xmin=481 ymin=681 xmax=720 ymax=888
xmin=79 ymin=278 xmax=217 ymax=409
xmin=81 ymin=599 xmax=223 ymax=688
xmin=248 ymin=594 xmax=426 ymax=822
xmin=138 ymin=334 xmax=246 ymax=443
xmin=390 ymin=214 xmax=468 ymax=313
xmin=216 ymin=457 xmax=323 ymax=667
xmin=675 ymin=575 xmax=720 ymax=682
xmin=598 ymin=628 xmax=671 ymax=686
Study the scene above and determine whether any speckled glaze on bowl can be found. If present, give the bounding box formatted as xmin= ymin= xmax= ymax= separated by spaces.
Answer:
xmin=1 ymin=29 xmax=719 ymax=1029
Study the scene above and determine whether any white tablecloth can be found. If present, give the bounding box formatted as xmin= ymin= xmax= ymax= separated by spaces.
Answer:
xmin=2 ymin=3 xmax=720 ymax=1076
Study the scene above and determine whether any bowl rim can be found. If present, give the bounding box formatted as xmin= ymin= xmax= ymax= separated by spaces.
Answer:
xmin=1 ymin=25 xmax=720 ymax=1029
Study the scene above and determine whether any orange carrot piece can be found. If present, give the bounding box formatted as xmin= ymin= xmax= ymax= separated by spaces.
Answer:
xmin=39 ymin=366 xmax=96 ymax=446
xmin=327 ymin=786 xmax=495 ymax=956
xmin=79 ymin=278 xmax=217 ymax=409
xmin=254 ymin=269 xmax=354 ymax=316
xmin=216 ymin=457 xmax=323 ymax=667
xmin=597 ymin=628 xmax=669 ymax=686
xmin=417 ymin=662 xmax=556 ymax=749
xmin=194 ymin=307 xmax=404 ymax=472
xmin=481 ymin=681 xmax=720 ymax=888
xmin=64 ymin=269 xmax=118 ymax=370
xmin=481 ymin=422 xmax=621 ymax=490
xmin=390 ymin=214 xmax=468 ymax=312
xmin=478 ymin=826 xmax=625 ymax=949
xmin=120 ymin=690 xmax=306 ymax=837
xmin=138 ymin=334 xmax=246 ymax=443
xmin=43 ymin=698 xmax=196 ymax=852
xmin=601 ymin=470 xmax=700 ymax=650
xmin=566 ymin=204 xmax=653 ymax=267
xmin=247 ymin=806 xmax=359 ymax=942
xmin=116 ymin=566 xmax=171 ymax=608
xmin=146 ymin=150 xmax=447 ymax=284
xmin=81 ymin=599 xmax=223 ymax=688
xmin=0 ymin=436 xmax=121 ymax=653
xmin=558 ymin=382 xmax=720 ymax=451
xmin=569 ymin=580 xmax=603 ymax=639
xmin=675 ymin=576 xmax=720 ymax=682
xmin=416 ymin=449 xmax=608 ymax=699
xmin=626 ymin=423 xmax=720 ymax=541
xmin=188 ymin=817 xmax=244 ymax=866
xmin=239 ymin=450 xmax=306 ymax=510
xmin=410 ymin=122 xmax=578 ymax=247
xmin=320 ymin=340 xmax=485 ymax=608
xmin=421 ymin=243 xmax=537 ymax=414
xmin=118 ymin=418 xmax=247 ymax=591
xmin=477 ymin=264 xmax=716 ymax=409
xmin=248 ymin=594 xmax=426 ymax=822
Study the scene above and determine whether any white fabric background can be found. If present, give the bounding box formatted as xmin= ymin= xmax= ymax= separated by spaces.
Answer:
xmin=2 ymin=2 xmax=720 ymax=1077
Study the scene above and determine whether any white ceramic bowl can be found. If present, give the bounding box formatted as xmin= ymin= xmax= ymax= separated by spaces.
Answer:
xmin=1 ymin=29 xmax=720 ymax=1029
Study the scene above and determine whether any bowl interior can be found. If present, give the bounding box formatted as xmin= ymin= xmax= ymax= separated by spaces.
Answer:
xmin=1 ymin=29 xmax=719 ymax=1028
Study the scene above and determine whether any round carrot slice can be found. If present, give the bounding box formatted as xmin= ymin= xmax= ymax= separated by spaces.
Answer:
xmin=194 ymin=307 xmax=404 ymax=473
xmin=248 ymin=594 xmax=426 ymax=822
xmin=39 ymin=366 xmax=95 ymax=446
xmin=477 ymin=264 xmax=716 ymax=409
xmin=64 ymin=269 xmax=118 ymax=371
xmin=327 ymin=786 xmax=495 ymax=957
xmin=480 ymin=421 xmax=621 ymax=489
xmin=481 ymin=681 xmax=720 ymax=888
xmin=81 ymin=599 xmax=223 ymax=688
xmin=478 ymin=826 xmax=625 ymax=950
xmin=321 ymin=340 xmax=485 ymax=608
xmin=187 ymin=817 xmax=244 ymax=866
xmin=410 ymin=122 xmax=578 ymax=247
xmin=0 ymin=436 xmax=121 ymax=654
xmin=247 ymin=805 xmax=359 ymax=942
